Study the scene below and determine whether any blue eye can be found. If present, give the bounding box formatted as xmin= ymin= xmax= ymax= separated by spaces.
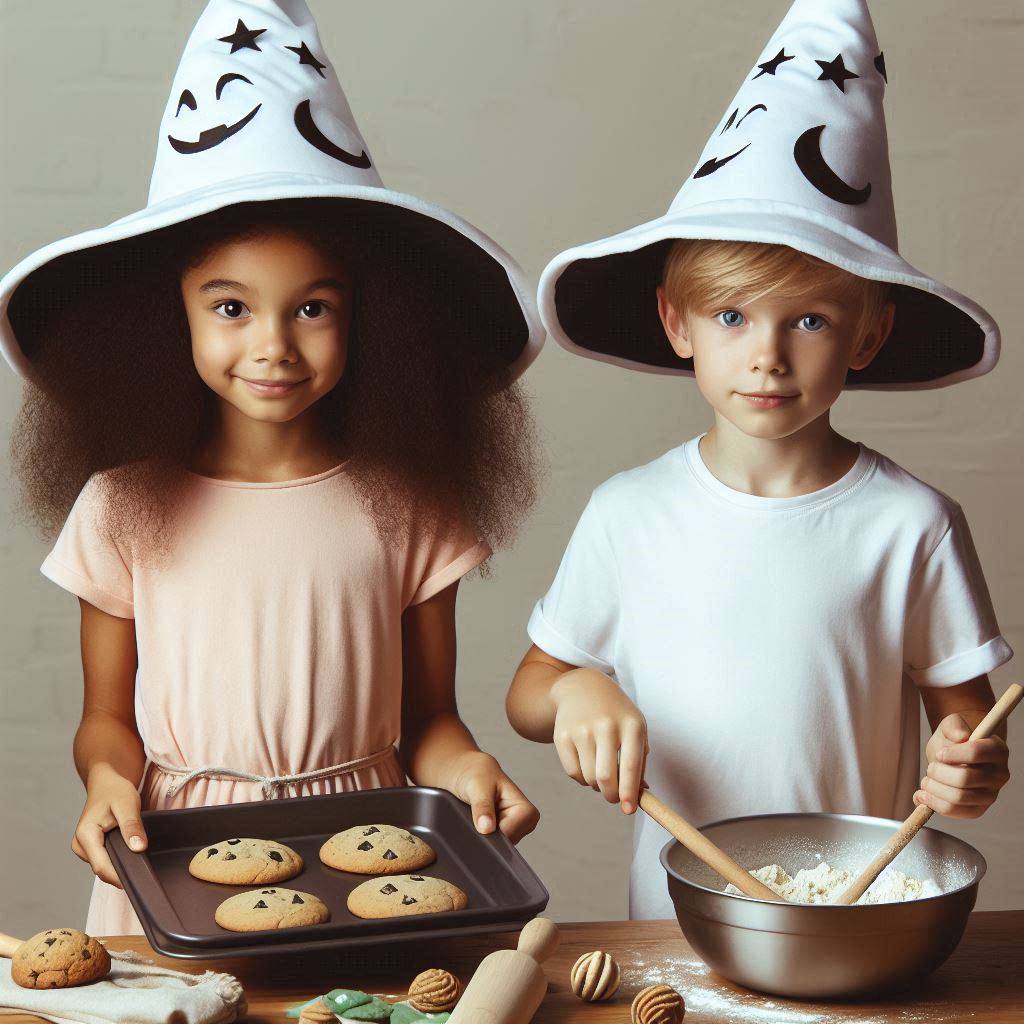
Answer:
xmin=717 ymin=310 xmax=745 ymax=327
xmin=214 ymin=300 xmax=249 ymax=319
xmin=799 ymin=314 xmax=827 ymax=332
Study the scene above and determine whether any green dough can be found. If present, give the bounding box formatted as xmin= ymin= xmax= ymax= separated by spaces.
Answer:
xmin=390 ymin=1004 xmax=451 ymax=1024
xmin=343 ymin=996 xmax=394 ymax=1021
xmin=325 ymin=989 xmax=373 ymax=1013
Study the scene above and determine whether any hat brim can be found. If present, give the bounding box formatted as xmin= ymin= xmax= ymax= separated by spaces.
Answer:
xmin=538 ymin=198 xmax=998 ymax=390
xmin=1 ymin=173 xmax=544 ymax=381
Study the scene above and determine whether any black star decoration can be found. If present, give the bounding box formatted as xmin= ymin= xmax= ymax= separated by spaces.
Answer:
xmin=815 ymin=53 xmax=859 ymax=93
xmin=874 ymin=52 xmax=887 ymax=82
xmin=285 ymin=40 xmax=327 ymax=78
xmin=218 ymin=19 xmax=267 ymax=54
xmin=753 ymin=48 xmax=794 ymax=80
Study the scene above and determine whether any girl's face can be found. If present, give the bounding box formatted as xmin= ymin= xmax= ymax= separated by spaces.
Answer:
xmin=181 ymin=228 xmax=352 ymax=428
xmin=658 ymin=287 xmax=894 ymax=442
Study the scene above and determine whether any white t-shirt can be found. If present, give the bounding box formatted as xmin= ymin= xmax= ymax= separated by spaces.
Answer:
xmin=528 ymin=436 xmax=1012 ymax=919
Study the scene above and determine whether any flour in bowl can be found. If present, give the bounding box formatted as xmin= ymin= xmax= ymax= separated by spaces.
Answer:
xmin=724 ymin=862 xmax=942 ymax=904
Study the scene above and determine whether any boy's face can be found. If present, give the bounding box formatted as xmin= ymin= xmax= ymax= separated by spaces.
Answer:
xmin=181 ymin=229 xmax=352 ymax=429
xmin=657 ymin=287 xmax=894 ymax=442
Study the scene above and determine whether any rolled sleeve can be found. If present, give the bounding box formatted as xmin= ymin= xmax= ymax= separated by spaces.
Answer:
xmin=904 ymin=510 xmax=1012 ymax=686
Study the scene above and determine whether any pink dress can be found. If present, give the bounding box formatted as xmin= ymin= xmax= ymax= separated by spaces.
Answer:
xmin=42 ymin=463 xmax=489 ymax=935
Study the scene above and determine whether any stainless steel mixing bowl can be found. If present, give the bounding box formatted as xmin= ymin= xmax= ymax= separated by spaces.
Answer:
xmin=660 ymin=812 xmax=985 ymax=999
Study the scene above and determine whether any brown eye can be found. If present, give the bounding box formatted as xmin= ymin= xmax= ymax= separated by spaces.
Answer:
xmin=215 ymin=300 xmax=248 ymax=319
xmin=297 ymin=301 xmax=328 ymax=320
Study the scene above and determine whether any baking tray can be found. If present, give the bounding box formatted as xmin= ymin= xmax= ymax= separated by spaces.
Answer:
xmin=107 ymin=786 xmax=548 ymax=959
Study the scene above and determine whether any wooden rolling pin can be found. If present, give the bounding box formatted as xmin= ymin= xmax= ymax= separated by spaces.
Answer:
xmin=446 ymin=917 xmax=559 ymax=1024
xmin=640 ymin=790 xmax=782 ymax=902
xmin=837 ymin=682 xmax=1023 ymax=906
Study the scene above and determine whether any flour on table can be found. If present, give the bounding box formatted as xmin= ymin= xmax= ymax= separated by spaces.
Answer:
xmin=724 ymin=862 xmax=942 ymax=904
xmin=624 ymin=954 xmax=955 ymax=1022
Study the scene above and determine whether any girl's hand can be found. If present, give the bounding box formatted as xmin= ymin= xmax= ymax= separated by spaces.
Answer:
xmin=551 ymin=667 xmax=648 ymax=815
xmin=71 ymin=763 xmax=148 ymax=887
xmin=448 ymin=751 xmax=540 ymax=844
xmin=915 ymin=714 xmax=1010 ymax=819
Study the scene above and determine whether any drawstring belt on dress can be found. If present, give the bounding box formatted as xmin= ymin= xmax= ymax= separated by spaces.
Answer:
xmin=153 ymin=746 xmax=396 ymax=800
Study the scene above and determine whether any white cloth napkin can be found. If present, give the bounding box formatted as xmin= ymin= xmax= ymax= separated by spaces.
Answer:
xmin=0 ymin=949 xmax=246 ymax=1024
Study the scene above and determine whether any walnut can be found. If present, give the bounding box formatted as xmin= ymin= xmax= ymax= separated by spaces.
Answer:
xmin=569 ymin=949 xmax=621 ymax=1001
xmin=408 ymin=968 xmax=462 ymax=1013
xmin=631 ymin=983 xmax=685 ymax=1024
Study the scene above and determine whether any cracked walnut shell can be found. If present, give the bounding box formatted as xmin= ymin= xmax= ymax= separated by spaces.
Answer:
xmin=570 ymin=950 xmax=621 ymax=1001
xmin=408 ymin=968 xmax=462 ymax=1013
xmin=631 ymin=983 xmax=685 ymax=1024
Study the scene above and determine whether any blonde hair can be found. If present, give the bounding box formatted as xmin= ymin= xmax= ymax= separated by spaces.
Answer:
xmin=661 ymin=239 xmax=891 ymax=345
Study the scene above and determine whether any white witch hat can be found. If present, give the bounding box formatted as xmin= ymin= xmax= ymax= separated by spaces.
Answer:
xmin=0 ymin=0 xmax=543 ymax=379
xmin=537 ymin=0 xmax=998 ymax=390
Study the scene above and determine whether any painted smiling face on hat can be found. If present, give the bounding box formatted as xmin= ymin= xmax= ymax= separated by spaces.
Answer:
xmin=150 ymin=0 xmax=382 ymax=205
xmin=0 ymin=0 xmax=546 ymax=381
xmin=674 ymin=0 xmax=896 ymax=249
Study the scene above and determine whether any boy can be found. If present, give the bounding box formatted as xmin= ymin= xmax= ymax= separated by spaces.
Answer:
xmin=508 ymin=0 xmax=1012 ymax=919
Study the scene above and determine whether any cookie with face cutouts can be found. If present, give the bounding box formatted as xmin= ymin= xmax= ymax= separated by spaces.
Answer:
xmin=319 ymin=824 xmax=435 ymax=875
xmin=188 ymin=837 xmax=303 ymax=885
xmin=214 ymin=887 xmax=329 ymax=932
xmin=11 ymin=928 xmax=110 ymax=989
xmin=346 ymin=873 xmax=467 ymax=919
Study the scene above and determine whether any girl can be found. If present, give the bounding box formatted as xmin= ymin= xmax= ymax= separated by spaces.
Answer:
xmin=1 ymin=0 xmax=544 ymax=934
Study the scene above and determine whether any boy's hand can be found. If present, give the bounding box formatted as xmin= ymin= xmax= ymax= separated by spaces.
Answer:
xmin=551 ymin=668 xmax=648 ymax=815
xmin=915 ymin=714 xmax=1010 ymax=819
xmin=448 ymin=751 xmax=540 ymax=844
xmin=71 ymin=762 xmax=148 ymax=887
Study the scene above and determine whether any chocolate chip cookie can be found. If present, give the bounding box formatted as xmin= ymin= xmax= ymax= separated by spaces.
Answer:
xmin=10 ymin=928 xmax=110 ymax=989
xmin=346 ymin=874 xmax=467 ymax=919
xmin=214 ymin=887 xmax=329 ymax=932
xmin=188 ymin=837 xmax=303 ymax=885
xmin=319 ymin=824 xmax=435 ymax=875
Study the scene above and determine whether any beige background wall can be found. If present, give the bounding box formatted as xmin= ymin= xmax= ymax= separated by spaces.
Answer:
xmin=1 ymin=1 xmax=1020 ymax=937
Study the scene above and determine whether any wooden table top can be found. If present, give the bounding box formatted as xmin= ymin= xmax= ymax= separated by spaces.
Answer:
xmin=2 ymin=913 xmax=1021 ymax=1022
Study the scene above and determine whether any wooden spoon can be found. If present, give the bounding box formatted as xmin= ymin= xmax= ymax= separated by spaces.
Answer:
xmin=639 ymin=790 xmax=783 ymax=901
xmin=836 ymin=682 xmax=1023 ymax=906
xmin=0 ymin=928 xmax=111 ymax=988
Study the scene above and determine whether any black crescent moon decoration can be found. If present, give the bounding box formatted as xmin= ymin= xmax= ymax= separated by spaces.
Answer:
xmin=285 ymin=41 xmax=328 ymax=79
xmin=694 ymin=144 xmax=750 ymax=179
xmin=874 ymin=52 xmax=887 ymax=81
xmin=753 ymin=48 xmax=794 ymax=79
xmin=218 ymin=19 xmax=267 ymax=54
xmin=294 ymin=99 xmax=371 ymax=168
xmin=168 ymin=104 xmax=262 ymax=155
xmin=793 ymin=125 xmax=871 ymax=205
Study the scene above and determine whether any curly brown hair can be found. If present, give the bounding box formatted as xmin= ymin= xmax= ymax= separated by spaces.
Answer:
xmin=9 ymin=199 xmax=537 ymax=558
